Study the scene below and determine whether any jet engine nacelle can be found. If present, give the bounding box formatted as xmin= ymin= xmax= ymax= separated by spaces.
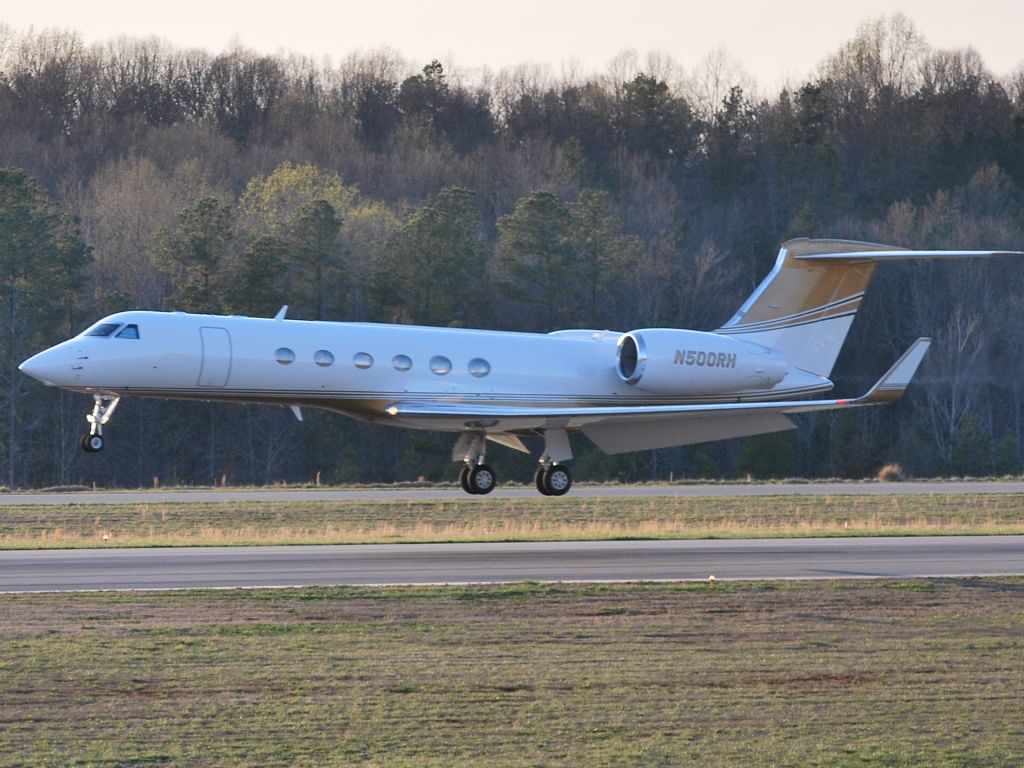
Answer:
xmin=615 ymin=329 xmax=788 ymax=395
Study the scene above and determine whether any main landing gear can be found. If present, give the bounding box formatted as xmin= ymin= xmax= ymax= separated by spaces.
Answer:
xmin=458 ymin=459 xmax=572 ymax=496
xmin=460 ymin=463 xmax=497 ymax=495
xmin=80 ymin=394 xmax=120 ymax=453
xmin=452 ymin=429 xmax=574 ymax=496
xmin=535 ymin=463 xmax=573 ymax=496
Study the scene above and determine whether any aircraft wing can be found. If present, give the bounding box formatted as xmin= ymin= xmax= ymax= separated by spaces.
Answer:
xmin=385 ymin=339 xmax=930 ymax=453
xmin=796 ymin=249 xmax=1024 ymax=261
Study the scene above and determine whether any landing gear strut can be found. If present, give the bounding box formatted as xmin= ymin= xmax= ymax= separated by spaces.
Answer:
xmin=534 ymin=428 xmax=573 ymax=496
xmin=81 ymin=394 xmax=120 ymax=453
xmin=453 ymin=432 xmax=497 ymax=495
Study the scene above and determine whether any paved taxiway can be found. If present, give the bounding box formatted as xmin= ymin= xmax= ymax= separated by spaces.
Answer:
xmin=3 ymin=480 xmax=1024 ymax=505
xmin=2 ymin=536 xmax=1022 ymax=592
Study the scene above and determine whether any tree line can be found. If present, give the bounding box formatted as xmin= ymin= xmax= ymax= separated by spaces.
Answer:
xmin=2 ymin=15 xmax=1024 ymax=488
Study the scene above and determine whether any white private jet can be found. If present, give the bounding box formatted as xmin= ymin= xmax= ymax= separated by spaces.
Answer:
xmin=19 ymin=238 xmax=1021 ymax=495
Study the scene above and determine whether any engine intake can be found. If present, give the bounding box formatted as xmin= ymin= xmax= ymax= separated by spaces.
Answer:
xmin=616 ymin=333 xmax=645 ymax=384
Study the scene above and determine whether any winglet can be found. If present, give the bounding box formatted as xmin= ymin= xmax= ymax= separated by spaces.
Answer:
xmin=854 ymin=338 xmax=931 ymax=404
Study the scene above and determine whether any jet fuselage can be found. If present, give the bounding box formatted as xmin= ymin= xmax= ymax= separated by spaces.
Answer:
xmin=20 ymin=310 xmax=829 ymax=427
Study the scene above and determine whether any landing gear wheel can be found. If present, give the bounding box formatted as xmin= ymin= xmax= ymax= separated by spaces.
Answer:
xmin=535 ymin=466 xmax=553 ymax=496
xmin=535 ymin=465 xmax=572 ymax=496
xmin=81 ymin=434 xmax=104 ymax=453
xmin=467 ymin=464 xmax=497 ymax=495
xmin=544 ymin=465 xmax=572 ymax=496
xmin=459 ymin=464 xmax=477 ymax=494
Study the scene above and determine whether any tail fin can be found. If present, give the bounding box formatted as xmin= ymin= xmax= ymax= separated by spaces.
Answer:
xmin=716 ymin=238 xmax=1021 ymax=377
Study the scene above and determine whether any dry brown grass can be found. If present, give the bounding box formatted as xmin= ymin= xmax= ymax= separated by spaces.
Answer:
xmin=2 ymin=492 xmax=1024 ymax=548
xmin=877 ymin=462 xmax=905 ymax=482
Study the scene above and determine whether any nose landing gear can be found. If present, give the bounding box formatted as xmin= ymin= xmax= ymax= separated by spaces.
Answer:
xmin=81 ymin=394 xmax=120 ymax=452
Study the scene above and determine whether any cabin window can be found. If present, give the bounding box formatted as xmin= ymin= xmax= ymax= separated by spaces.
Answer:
xmin=275 ymin=347 xmax=295 ymax=365
xmin=352 ymin=352 xmax=374 ymax=369
xmin=116 ymin=324 xmax=140 ymax=339
xmin=429 ymin=355 xmax=452 ymax=375
xmin=84 ymin=323 xmax=121 ymax=337
xmin=315 ymin=350 xmax=336 ymax=367
xmin=468 ymin=358 xmax=491 ymax=377
xmin=392 ymin=354 xmax=412 ymax=372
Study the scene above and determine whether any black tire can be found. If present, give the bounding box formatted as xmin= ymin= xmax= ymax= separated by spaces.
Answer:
xmin=468 ymin=464 xmax=497 ymax=495
xmin=544 ymin=465 xmax=572 ymax=496
xmin=459 ymin=465 xmax=477 ymax=494
xmin=82 ymin=434 xmax=104 ymax=452
xmin=534 ymin=466 xmax=552 ymax=496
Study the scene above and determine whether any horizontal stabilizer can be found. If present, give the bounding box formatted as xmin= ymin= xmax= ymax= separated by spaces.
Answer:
xmin=716 ymin=238 xmax=1019 ymax=379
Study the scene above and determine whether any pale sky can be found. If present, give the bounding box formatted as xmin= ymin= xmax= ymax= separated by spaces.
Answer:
xmin=3 ymin=0 xmax=1022 ymax=88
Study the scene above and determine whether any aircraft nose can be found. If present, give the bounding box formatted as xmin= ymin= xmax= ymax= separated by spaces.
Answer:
xmin=18 ymin=348 xmax=72 ymax=387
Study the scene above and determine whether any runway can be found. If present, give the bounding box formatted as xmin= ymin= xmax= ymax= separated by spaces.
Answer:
xmin=2 ymin=536 xmax=1022 ymax=592
xmin=3 ymin=480 xmax=1024 ymax=505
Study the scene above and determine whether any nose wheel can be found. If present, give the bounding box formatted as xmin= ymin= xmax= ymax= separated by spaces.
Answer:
xmin=81 ymin=394 xmax=120 ymax=453
xmin=81 ymin=434 xmax=105 ymax=453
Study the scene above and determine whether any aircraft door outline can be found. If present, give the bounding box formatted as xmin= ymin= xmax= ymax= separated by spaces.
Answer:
xmin=198 ymin=326 xmax=232 ymax=387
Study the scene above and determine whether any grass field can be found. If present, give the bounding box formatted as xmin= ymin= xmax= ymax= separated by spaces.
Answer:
xmin=2 ymin=492 xmax=1024 ymax=548
xmin=0 ymin=579 xmax=1021 ymax=766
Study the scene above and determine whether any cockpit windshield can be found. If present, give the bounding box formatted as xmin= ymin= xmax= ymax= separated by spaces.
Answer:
xmin=81 ymin=322 xmax=141 ymax=339
xmin=84 ymin=322 xmax=122 ymax=337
